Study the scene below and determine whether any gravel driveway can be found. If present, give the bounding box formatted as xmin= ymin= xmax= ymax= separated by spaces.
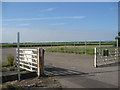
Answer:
xmin=1 ymin=48 xmax=119 ymax=88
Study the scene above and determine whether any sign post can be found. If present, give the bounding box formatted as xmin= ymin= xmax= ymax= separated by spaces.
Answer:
xmin=17 ymin=32 xmax=20 ymax=81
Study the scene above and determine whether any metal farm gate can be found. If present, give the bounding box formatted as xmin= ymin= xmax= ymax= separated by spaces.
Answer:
xmin=94 ymin=47 xmax=120 ymax=67
xmin=16 ymin=48 xmax=44 ymax=77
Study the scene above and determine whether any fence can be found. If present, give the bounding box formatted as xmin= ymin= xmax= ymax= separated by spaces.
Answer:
xmin=2 ymin=41 xmax=115 ymax=55
xmin=16 ymin=48 xmax=44 ymax=77
xmin=94 ymin=47 xmax=120 ymax=67
xmin=45 ymin=41 xmax=115 ymax=55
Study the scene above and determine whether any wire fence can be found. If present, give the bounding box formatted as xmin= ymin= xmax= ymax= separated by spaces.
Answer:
xmin=2 ymin=41 xmax=116 ymax=55
xmin=44 ymin=41 xmax=115 ymax=55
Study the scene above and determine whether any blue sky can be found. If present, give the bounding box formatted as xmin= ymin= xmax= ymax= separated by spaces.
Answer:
xmin=2 ymin=2 xmax=118 ymax=43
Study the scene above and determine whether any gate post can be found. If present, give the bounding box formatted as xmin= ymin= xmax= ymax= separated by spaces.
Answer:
xmin=37 ymin=48 xmax=45 ymax=78
xmin=94 ymin=48 xmax=97 ymax=67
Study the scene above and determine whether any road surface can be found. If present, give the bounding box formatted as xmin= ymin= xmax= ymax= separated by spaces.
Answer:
xmin=1 ymin=48 xmax=119 ymax=88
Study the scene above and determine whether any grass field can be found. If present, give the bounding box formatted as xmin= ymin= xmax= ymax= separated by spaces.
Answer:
xmin=1 ymin=41 xmax=115 ymax=55
xmin=46 ymin=45 xmax=114 ymax=55
xmin=1 ymin=41 xmax=116 ymax=48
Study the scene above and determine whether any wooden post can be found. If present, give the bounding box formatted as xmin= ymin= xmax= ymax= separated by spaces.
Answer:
xmin=94 ymin=48 xmax=97 ymax=67
xmin=64 ymin=42 xmax=66 ymax=53
xmin=85 ymin=41 xmax=87 ymax=55
xmin=99 ymin=40 xmax=101 ymax=47
xmin=40 ymin=48 xmax=44 ymax=76
xmin=117 ymin=39 xmax=118 ymax=47
xmin=74 ymin=42 xmax=76 ymax=54
xmin=37 ymin=48 xmax=44 ymax=78
xmin=57 ymin=42 xmax=59 ymax=52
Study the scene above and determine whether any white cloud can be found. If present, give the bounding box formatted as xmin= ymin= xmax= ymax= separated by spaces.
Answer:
xmin=40 ymin=7 xmax=56 ymax=12
xmin=64 ymin=16 xmax=86 ymax=19
xmin=44 ymin=7 xmax=55 ymax=11
xmin=109 ymin=7 xmax=117 ymax=11
xmin=19 ymin=24 xmax=30 ymax=26
xmin=2 ymin=23 xmax=8 ymax=26
xmin=3 ymin=16 xmax=86 ymax=21
xmin=50 ymin=23 xmax=67 ymax=25
xmin=2 ymin=27 xmax=116 ymax=43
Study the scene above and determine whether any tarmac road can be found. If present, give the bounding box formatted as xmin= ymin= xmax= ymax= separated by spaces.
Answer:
xmin=1 ymin=48 xmax=119 ymax=88
xmin=44 ymin=52 xmax=119 ymax=88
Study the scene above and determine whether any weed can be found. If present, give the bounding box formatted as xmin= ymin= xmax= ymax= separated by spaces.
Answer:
xmin=6 ymin=55 xmax=14 ymax=66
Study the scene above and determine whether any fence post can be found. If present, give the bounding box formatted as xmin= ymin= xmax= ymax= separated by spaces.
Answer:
xmin=94 ymin=47 xmax=97 ymax=67
xmin=51 ymin=43 xmax=52 ymax=50
xmin=41 ymin=43 xmax=42 ymax=48
xmin=37 ymin=48 xmax=44 ymax=78
xmin=64 ymin=42 xmax=66 ymax=53
xmin=114 ymin=48 xmax=117 ymax=60
xmin=57 ymin=42 xmax=59 ymax=52
xmin=17 ymin=32 xmax=21 ymax=81
xmin=99 ymin=40 xmax=101 ymax=47
xmin=117 ymin=38 xmax=118 ymax=47
xmin=74 ymin=42 xmax=76 ymax=54
xmin=85 ymin=41 xmax=87 ymax=55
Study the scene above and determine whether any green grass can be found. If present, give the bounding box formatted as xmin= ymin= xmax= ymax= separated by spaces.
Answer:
xmin=1 ymin=41 xmax=116 ymax=48
xmin=2 ymin=66 xmax=18 ymax=72
xmin=1 ymin=54 xmax=24 ymax=72
xmin=46 ymin=45 xmax=114 ymax=55
xmin=1 ymin=42 xmax=115 ymax=55
xmin=6 ymin=55 xmax=15 ymax=66
xmin=2 ymin=64 xmax=25 ymax=72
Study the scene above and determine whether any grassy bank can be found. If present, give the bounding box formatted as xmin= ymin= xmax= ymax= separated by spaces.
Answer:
xmin=2 ymin=77 xmax=62 ymax=89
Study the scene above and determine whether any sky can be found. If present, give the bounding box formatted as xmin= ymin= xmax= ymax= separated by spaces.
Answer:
xmin=2 ymin=2 xmax=118 ymax=43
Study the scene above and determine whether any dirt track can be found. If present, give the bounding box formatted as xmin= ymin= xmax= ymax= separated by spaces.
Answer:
xmin=1 ymin=48 xmax=119 ymax=88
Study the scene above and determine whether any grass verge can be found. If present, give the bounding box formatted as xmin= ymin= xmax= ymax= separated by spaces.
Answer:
xmin=2 ymin=77 xmax=62 ymax=89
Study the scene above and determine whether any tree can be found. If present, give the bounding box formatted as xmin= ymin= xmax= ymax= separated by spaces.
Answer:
xmin=118 ymin=32 xmax=120 ymax=36
xmin=118 ymin=32 xmax=120 ymax=47
xmin=115 ymin=32 xmax=120 ymax=47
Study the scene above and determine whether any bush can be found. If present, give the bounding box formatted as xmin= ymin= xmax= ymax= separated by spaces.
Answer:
xmin=9 ymin=66 xmax=17 ymax=71
xmin=2 ymin=67 xmax=9 ymax=72
xmin=0 ymin=62 xmax=2 ymax=66
xmin=6 ymin=55 xmax=14 ymax=66
xmin=60 ymin=48 xmax=64 ymax=51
